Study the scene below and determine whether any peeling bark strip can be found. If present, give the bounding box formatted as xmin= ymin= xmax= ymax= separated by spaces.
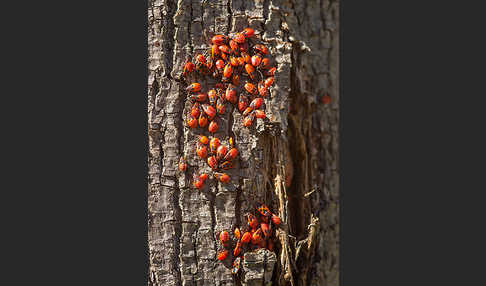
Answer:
xmin=148 ymin=0 xmax=339 ymax=285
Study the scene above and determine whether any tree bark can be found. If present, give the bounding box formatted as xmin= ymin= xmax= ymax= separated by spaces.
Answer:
xmin=148 ymin=0 xmax=339 ymax=285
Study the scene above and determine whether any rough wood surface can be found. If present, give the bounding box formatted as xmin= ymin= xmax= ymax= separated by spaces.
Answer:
xmin=148 ymin=0 xmax=339 ymax=285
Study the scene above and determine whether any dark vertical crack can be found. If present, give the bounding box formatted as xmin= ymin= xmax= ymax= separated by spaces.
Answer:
xmin=288 ymin=0 xmax=302 ymax=27
xmin=263 ymin=0 xmax=269 ymax=30
xmin=188 ymin=0 xmax=194 ymax=53
xmin=208 ymin=190 xmax=218 ymax=260
xmin=164 ymin=1 xmax=177 ymax=77
xmin=173 ymin=78 xmax=186 ymax=286
xmin=192 ymin=222 xmax=200 ymax=283
xmin=319 ymin=0 xmax=326 ymax=42
xmin=200 ymin=1 xmax=205 ymax=43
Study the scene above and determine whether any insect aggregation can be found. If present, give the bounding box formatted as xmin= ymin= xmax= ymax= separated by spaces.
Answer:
xmin=178 ymin=27 xmax=280 ymax=276
xmin=217 ymin=203 xmax=281 ymax=274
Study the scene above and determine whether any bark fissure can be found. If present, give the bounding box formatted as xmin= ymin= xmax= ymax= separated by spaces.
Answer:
xmin=164 ymin=0 xmax=177 ymax=77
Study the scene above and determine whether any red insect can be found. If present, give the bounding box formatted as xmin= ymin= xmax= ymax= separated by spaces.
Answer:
xmin=238 ymin=94 xmax=249 ymax=112
xmin=258 ymin=81 xmax=268 ymax=97
xmin=251 ymin=228 xmax=263 ymax=245
xmin=178 ymin=157 xmax=187 ymax=171
xmin=254 ymin=44 xmax=269 ymax=55
xmin=234 ymin=228 xmax=241 ymax=240
xmin=182 ymin=60 xmax=194 ymax=77
xmin=271 ymin=214 xmax=281 ymax=226
xmin=243 ymin=111 xmax=256 ymax=127
xmin=191 ymin=102 xmax=201 ymax=118
xmin=223 ymin=63 xmax=233 ymax=78
xmin=223 ymin=148 xmax=238 ymax=161
xmin=230 ymin=56 xmax=239 ymax=67
xmin=215 ymin=59 xmax=225 ymax=73
xmin=217 ymin=249 xmax=228 ymax=261
xmin=219 ymin=44 xmax=231 ymax=54
xmin=264 ymin=76 xmax=274 ymax=88
xmin=207 ymin=155 xmax=218 ymax=169
xmin=186 ymin=83 xmax=201 ymax=92
xmin=251 ymin=54 xmax=262 ymax=67
xmin=196 ymin=142 xmax=208 ymax=158
xmin=260 ymin=223 xmax=271 ymax=239
xmin=208 ymin=89 xmax=218 ymax=105
xmin=193 ymin=179 xmax=203 ymax=190
xmin=242 ymin=106 xmax=253 ymax=117
xmin=208 ymin=120 xmax=219 ymax=133
xmin=225 ymin=84 xmax=237 ymax=104
xmin=211 ymin=44 xmax=220 ymax=60
xmin=231 ymin=257 xmax=242 ymax=275
xmin=219 ymin=230 xmax=230 ymax=245
xmin=247 ymin=213 xmax=258 ymax=229
xmin=250 ymin=97 xmax=263 ymax=109
xmin=187 ymin=116 xmax=197 ymax=128
xmin=220 ymin=52 xmax=228 ymax=60
xmin=241 ymin=52 xmax=251 ymax=65
xmin=322 ymin=93 xmax=331 ymax=104
xmin=198 ymin=113 xmax=208 ymax=128
xmin=233 ymin=32 xmax=246 ymax=44
xmin=195 ymin=54 xmax=207 ymax=74
xmin=255 ymin=109 xmax=266 ymax=119
xmin=244 ymin=64 xmax=255 ymax=80
xmin=233 ymin=240 xmax=242 ymax=256
xmin=216 ymin=97 xmax=225 ymax=114
xmin=193 ymin=173 xmax=205 ymax=189
xmin=199 ymin=173 xmax=208 ymax=182
xmin=199 ymin=135 xmax=209 ymax=145
xmin=209 ymin=137 xmax=220 ymax=153
xmin=214 ymin=172 xmax=230 ymax=183
xmin=212 ymin=34 xmax=228 ymax=45
xmin=195 ymin=54 xmax=206 ymax=65
xmin=266 ymin=67 xmax=276 ymax=76
xmin=219 ymin=160 xmax=233 ymax=170
xmin=237 ymin=57 xmax=245 ymax=66
xmin=191 ymin=92 xmax=207 ymax=102
xmin=229 ymin=39 xmax=238 ymax=53
xmin=216 ymin=145 xmax=227 ymax=161
xmin=241 ymin=232 xmax=251 ymax=244
xmin=257 ymin=204 xmax=272 ymax=217
xmin=244 ymin=82 xmax=257 ymax=94
xmin=241 ymin=27 xmax=255 ymax=38
xmin=260 ymin=57 xmax=270 ymax=69
xmin=202 ymin=104 xmax=216 ymax=120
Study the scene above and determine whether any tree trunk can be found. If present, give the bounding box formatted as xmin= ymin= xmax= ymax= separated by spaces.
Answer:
xmin=148 ymin=0 xmax=339 ymax=285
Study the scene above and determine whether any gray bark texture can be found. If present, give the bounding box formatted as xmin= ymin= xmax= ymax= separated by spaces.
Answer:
xmin=148 ymin=0 xmax=339 ymax=285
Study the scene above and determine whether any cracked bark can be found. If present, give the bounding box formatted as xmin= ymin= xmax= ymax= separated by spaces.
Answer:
xmin=148 ymin=0 xmax=339 ymax=285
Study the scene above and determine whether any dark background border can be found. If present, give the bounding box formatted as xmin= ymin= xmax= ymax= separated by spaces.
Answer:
xmin=1 ymin=0 xmax=484 ymax=284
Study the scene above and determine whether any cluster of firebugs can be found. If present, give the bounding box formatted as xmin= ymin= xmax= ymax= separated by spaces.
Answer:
xmin=183 ymin=27 xmax=275 ymax=132
xmin=217 ymin=203 xmax=282 ymax=274
xmin=176 ymin=27 xmax=281 ymax=275
xmin=179 ymin=27 xmax=275 ymax=190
